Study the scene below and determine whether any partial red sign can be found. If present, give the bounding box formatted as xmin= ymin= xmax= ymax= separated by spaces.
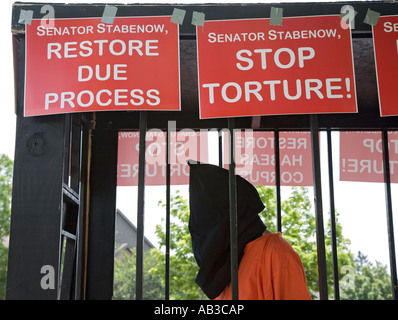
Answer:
xmin=117 ymin=130 xmax=208 ymax=186
xmin=372 ymin=15 xmax=398 ymax=117
xmin=24 ymin=16 xmax=180 ymax=116
xmin=223 ymin=131 xmax=313 ymax=186
xmin=197 ymin=15 xmax=357 ymax=119
xmin=340 ymin=131 xmax=398 ymax=183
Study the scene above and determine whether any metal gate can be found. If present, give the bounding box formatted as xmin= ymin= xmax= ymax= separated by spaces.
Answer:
xmin=7 ymin=2 xmax=398 ymax=300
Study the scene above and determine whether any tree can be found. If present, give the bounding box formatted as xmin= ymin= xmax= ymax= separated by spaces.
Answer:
xmin=0 ymin=154 xmax=13 ymax=299
xmin=150 ymin=191 xmax=207 ymax=300
xmin=242 ymin=187 xmax=391 ymax=299
xmin=151 ymin=186 xmax=356 ymax=299
xmin=112 ymin=190 xmax=206 ymax=300
xmin=115 ymin=185 xmax=392 ymax=300
xmin=256 ymin=186 xmax=355 ymax=298
xmin=113 ymin=248 xmax=164 ymax=300
xmin=340 ymin=251 xmax=393 ymax=300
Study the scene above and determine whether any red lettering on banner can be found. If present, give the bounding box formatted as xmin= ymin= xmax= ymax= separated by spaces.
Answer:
xmin=24 ymin=17 xmax=180 ymax=116
xmin=223 ymin=131 xmax=313 ymax=186
xmin=117 ymin=131 xmax=208 ymax=186
xmin=372 ymin=15 xmax=398 ymax=117
xmin=340 ymin=131 xmax=398 ymax=183
xmin=196 ymin=15 xmax=357 ymax=119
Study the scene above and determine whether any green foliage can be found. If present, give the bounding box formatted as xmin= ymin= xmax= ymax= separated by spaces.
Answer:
xmin=113 ymin=186 xmax=393 ymax=300
xmin=0 ymin=155 xmax=12 ymax=242
xmin=0 ymin=154 xmax=13 ymax=300
xmin=341 ymin=252 xmax=393 ymax=300
xmin=0 ymin=150 xmax=391 ymax=300
xmin=151 ymin=191 xmax=207 ymax=300
xmin=257 ymin=186 xmax=324 ymax=296
xmin=113 ymin=248 xmax=164 ymax=300
xmin=254 ymin=186 xmax=391 ymax=300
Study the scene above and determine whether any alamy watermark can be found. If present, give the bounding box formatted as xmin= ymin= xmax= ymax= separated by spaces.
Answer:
xmin=137 ymin=120 xmax=255 ymax=173
xmin=340 ymin=265 xmax=356 ymax=291
xmin=40 ymin=265 xmax=55 ymax=290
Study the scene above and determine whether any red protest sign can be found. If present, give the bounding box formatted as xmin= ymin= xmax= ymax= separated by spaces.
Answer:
xmin=196 ymin=15 xmax=357 ymax=119
xmin=223 ymin=131 xmax=313 ymax=186
xmin=117 ymin=130 xmax=208 ymax=186
xmin=372 ymin=15 xmax=398 ymax=117
xmin=24 ymin=16 xmax=180 ymax=116
xmin=339 ymin=131 xmax=398 ymax=183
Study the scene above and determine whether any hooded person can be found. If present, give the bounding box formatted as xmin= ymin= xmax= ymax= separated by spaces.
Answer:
xmin=188 ymin=161 xmax=311 ymax=300
xmin=188 ymin=161 xmax=266 ymax=299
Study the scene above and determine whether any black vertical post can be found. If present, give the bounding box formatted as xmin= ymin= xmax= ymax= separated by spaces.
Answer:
xmin=219 ymin=129 xmax=223 ymax=167
xmin=74 ymin=116 xmax=91 ymax=300
xmin=382 ymin=130 xmax=398 ymax=300
xmin=274 ymin=130 xmax=282 ymax=233
xmin=310 ymin=115 xmax=328 ymax=300
xmin=136 ymin=111 xmax=147 ymax=300
xmin=327 ymin=129 xmax=340 ymax=300
xmin=85 ymin=127 xmax=118 ymax=300
xmin=70 ymin=114 xmax=82 ymax=193
xmin=7 ymin=116 xmax=65 ymax=300
xmin=63 ymin=115 xmax=71 ymax=185
xmin=228 ymin=118 xmax=239 ymax=300
xmin=6 ymin=37 xmax=65 ymax=299
xmin=165 ymin=125 xmax=171 ymax=300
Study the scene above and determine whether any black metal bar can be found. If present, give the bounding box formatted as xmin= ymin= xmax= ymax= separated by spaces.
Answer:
xmin=60 ymin=114 xmax=71 ymax=296
xmin=70 ymin=114 xmax=82 ymax=193
xmin=310 ymin=115 xmax=328 ymax=300
xmin=63 ymin=115 xmax=71 ymax=185
xmin=327 ymin=129 xmax=340 ymax=300
xmin=382 ymin=130 xmax=398 ymax=300
xmin=165 ymin=125 xmax=171 ymax=300
xmin=74 ymin=116 xmax=91 ymax=300
xmin=59 ymin=237 xmax=77 ymax=300
xmin=228 ymin=118 xmax=239 ymax=300
xmin=85 ymin=128 xmax=118 ymax=300
xmin=274 ymin=130 xmax=282 ymax=233
xmin=12 ymin=2 xmax=398 ymax=34
xmin=87 ymin=105 xmax=398 ymax=132
xmin=136 ymin=111 xmax=147 ymax=300
xmin=219 ymin=129 xmax=223 ymax=167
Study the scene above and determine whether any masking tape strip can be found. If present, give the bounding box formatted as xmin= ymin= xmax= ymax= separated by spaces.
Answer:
xmin=101 ymin=5 xmax=118 ymax=24
xmin=192 ymin=11 xmax=205 ymax=27
xmin=171 ymin=8 xmax=186 ymax=25
xmin=363 ymin=8 xmax=380 ymax=26
xmin=270 ymin=7 xmax=283 ymax=26
xmin=19 ymin=9 xmax=33 ymax=25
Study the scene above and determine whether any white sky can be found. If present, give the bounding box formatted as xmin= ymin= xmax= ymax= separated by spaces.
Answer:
xmin=0 ymin=0 xmax=396 ymax=271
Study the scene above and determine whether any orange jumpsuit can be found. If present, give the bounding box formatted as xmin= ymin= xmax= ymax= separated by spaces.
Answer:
xmin=215 ymin=232 xmax=311 ymax=300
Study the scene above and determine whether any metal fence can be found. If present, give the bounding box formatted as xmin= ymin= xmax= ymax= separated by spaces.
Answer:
xmin=7 ymin=2 xmax=398 ymax=300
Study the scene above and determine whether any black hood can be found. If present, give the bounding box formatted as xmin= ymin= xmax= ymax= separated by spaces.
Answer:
xmin=188 ymin=162 xmax=266 ymax=299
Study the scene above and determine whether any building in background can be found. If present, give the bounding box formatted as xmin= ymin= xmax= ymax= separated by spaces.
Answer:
xmin=115 ymin=209 xmax=155 ymax=258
